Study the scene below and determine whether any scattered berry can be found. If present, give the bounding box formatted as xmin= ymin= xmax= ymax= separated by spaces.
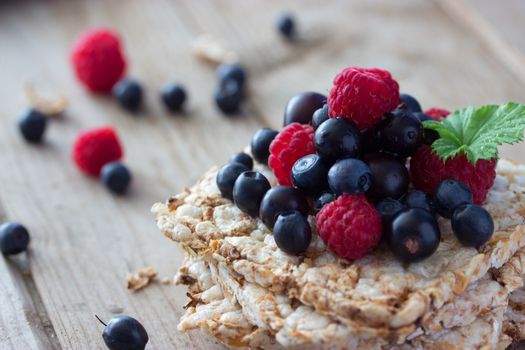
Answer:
xmin=274 ymin=211 xmax=311 ymax=255
xmin=451 ymin=204 xmax=494 ymax=248
xmin=161 ymin=83 xmax=187 ymax=112
xmin=113 ymin=79 xmax=143 ymax=111
xmin=269 ymin=123 xmax=315 ymax=186
xmin=101 ymin=162 xmax=131 ymax=194
xmin=328 ymin=158 xmax=372 ymax=196
xmin=376 ymin=198 xmax=406 ymax=240
xmin=314 ymin=117 xmax=361 ymax=163
xmin=283 ymin=91 xmax=326 ymax=126
xmin=328 ymin=67 xmax=400 ymax=129
xmin=380 ymin=109 xmax=422 ymax=157
xmin=18 ymin=109 xmax=47 ymax=143
xmin=276 ymin=13 xmax=296 ymax=39
xmin=364 ymin=153 xmax=409 ymax=202
xmin=214 ymin=78 xmax=244 ymax=114
xmin=314 ymin=192 xmax=335 ymax=212
xmin=229 ymin=152 xmax=253 ymax=170
xmin=251 ymin=128 xmax=278 ymax=165
xmin=70 ymin=28 xmax=126 ymax=93
xmin=312 ymin=104 xmax=329 ymax=130
xmin=401 ymin=191 xmax=434 ymax=213
xmin=433 ymin=179 xmax=473 ymax=218
xmin=216 ymin=162 xmax=249 ymax=200
xmin=400 ymin=93 xmax=422 ymax=113
xmin=72 ymin=127 xmax=123 ymax=176
xmin=316 ymin=194 xmax=382 ymax=260
xmin=0 ymin=222 xmax=30 ymax=255
xmin=424 ymin=108 xmax=450 ymax=121
xmin=233 ymin=171 xmax=271 ymax=217
xmin=217 ymin=64 xmax=247 ymax=86
xmin=99 ymin=315 xmax=149 ymax=350
xmin=388 ymin=208 xmax=440 ymax=262
xmin=259 ymin=186 xmax=309 ymax=229
xmin=291 ymin=154 xmax=328 ymax=196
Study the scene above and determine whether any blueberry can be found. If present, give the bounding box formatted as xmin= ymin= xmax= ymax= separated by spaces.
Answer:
xmin=376 ymin=198 xmax=406 ymax=240
xmin=100 ymin=315 xmax=149 ymax=350
xmin=276 ymin=13 xmax=296 ymax=39
xmin=291 ymin=154 xmax=328 ymax=196
xmin=328 ymin=158 xmax=372 ymax=196
xmin=217 ymin=64 xmax=247 ymax=86
xmin=0 ymin=222 xmax=30 ymax=255
xmin=314 ymin=117 xmax=361 ymax=163
xmin=380 ymin=110 xmax=422 ymax=157
xmin=229 ymin=152 xmax=253 ymax=170
xmin=18 ymin=109 xmax=47 ymax=143
xmin=361 ymin=125 xmax=383 ymax=154
xmin=161 ymin=83 xmax=187 ymax=112
xmin=283 ymin=92 xmax=326 ymax=126
xmin=401 ymin=191 xmax=434 ymax=213
xmin=216 ymin=162 xmax=249 ymax=200
xmin=259 ymin=186 xmax=309 ymax=229
xmin=413 ymin=112 xmax=433 ymax=122
xmin=214 ymin=78 xmax=244 ymax=114
xmin=101 ymin=162 xmax=132 ymax=194
xmin=452 ymin=204 xmax=494 ymax=248
xmin=399 ymin=93 xmax=422 ymax=113
xmin=413 ymin=112 xmax=440 ymax=145
xmin=312 ymin=104 xmax=329 ymax=130
xmin=364 ymin=153 xmax=409 ymax=202
xmin=233 ymin=171 xmax=271 ymax=217
xmin=433 ymin=179 xmax=473 ymax=218
xmin=113 ymin=79 xmax=143 ymax=111
xmin=314 ymin=192 xmax=335 ymax=212
xmin=251 ymin=128 xmax=278 ymax=165
xmin=389 ymin=208 xmax=441 ymax=262
xmin=273 ymin=211 xmax=311 ymax=255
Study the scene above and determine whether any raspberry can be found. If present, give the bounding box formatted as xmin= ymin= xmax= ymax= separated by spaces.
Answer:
xmin=424 ymin=108 xmax=450 ymax=121
xmin=410 ymin=145 xmax=496 ymax=204
xmin=268 ymin=123 xmax=315 ymax=186
xmin=328 ymin=67 xmax=400 ymax=129
xmin=71 ymin=28 xmax=126 ymax=93
xmin=316 ymin=194 xmax=382 ymax=260
xmin=72 ymin=127 xmax=123 ymax=176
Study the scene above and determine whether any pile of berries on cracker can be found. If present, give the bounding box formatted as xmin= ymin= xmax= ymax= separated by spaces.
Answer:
xmin=217 ymin=66 xmax=525 ymax=262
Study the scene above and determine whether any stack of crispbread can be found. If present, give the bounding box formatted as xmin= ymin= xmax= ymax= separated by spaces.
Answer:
xmin=153 ymin=158 xmax=525 ymax=349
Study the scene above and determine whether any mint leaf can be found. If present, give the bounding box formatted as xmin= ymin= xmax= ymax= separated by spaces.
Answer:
xmin=423 ymin=102 xmax=525 ymax=164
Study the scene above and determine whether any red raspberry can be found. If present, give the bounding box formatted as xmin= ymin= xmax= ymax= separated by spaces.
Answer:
xmin=410 ymin=145 xmax=496 ymax=204
xmin=316 ymin=194 xmax=382 ymax=260
xmin=268 ymin=123 xmax=315 ymax=186
xmin=70 ymin=28 xmax=126 ymax=93
xmin=72 ymin=127 xmax=123 ymax=176
xmin=328 ymin=67 xmax=400 ymax=129
xmin=424 ymin=108 xmax=450 ymax=121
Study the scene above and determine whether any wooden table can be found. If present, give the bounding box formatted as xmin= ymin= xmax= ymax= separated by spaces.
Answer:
xmin=1 ymin=1 xmax=525 ymax=349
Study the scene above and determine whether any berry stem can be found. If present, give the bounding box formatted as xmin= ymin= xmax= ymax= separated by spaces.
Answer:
xmin=95 ymin=314 xmax=107 ymax=326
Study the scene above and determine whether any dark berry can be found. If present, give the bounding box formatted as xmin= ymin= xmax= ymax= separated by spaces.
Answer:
xmin=0 ymin=222 xmax=30 ymax=255
xmin=291 ymin=154 xmax=328 ymax=196
xmin=214 ymin=78 xmax=244 ymax=114
xmin=433 ymin=179 xmax=473 ymax=218
xmin=452 ymin=204 xmax=494 ymax=248
xmin=101 ymin=315 xmax=149 ymax=350
xmin=273 ymin=211 xmax=311 ymax=255
xmin=18 ymin=109 xmax=47 ymax=143
xmin=283 ymin=92 xmax=326 ymax=126
xmin=328 ymin=158 xmax=372 ymax=196
xmin=217 ymin=64 xmax=247 ymax=86
xmin=251 ymin=128 xmax=278 ymax=165
xmin=389 ymin=208 xmax=441 ymax=262
xmin=229 ymin=152 xmax=253 ymax=170
xmin=402 ymin=191 xmax=434 ymax=213
xmin=364 ymin=153 xmax=409 ymax=202
xmin=380 ymin=110 xmax=422 ymax=157
xmin=161 ymin=83 xmax=187 ymax=112
xmin=100 ymin=162 xmax=131 ymax=194
xmin=276 ymin=13 xmax=295 ymax=39
xmin=112 ymin=79 xmax=143 ymax=111
xmin=376 ymin=198 xmax=406 ymax=241
xmin=216 ymin=162 xmax=249 ymax=200
xmin=413 ymin=112 xmax=433 ymax=122
xmin=259 ymin=186 xmax=309 ymax=229
xmin=312 ymin=104 xmax=329 ymax=130
xmin=314 ymin=117 xmax=361 ymax=163
xmin=361 ymin=125 xmax=383 ymax=154
xmin=314 ymin=192 xmax=335 ymax=212
xmin=233 ymin=171 xmax=271 ymax=217
xmin=399 ymin=93 xmax=422 ymax=113
xmin=413 ymin=112 xmax=440 ymax=145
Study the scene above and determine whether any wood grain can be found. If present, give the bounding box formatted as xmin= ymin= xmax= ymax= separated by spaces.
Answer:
xmin=0 ymin=0 xmax=524 ymax=349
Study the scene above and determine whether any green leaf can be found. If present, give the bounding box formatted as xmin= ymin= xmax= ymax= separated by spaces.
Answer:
xmin=423 ymin=102 xmax=525 ymax=164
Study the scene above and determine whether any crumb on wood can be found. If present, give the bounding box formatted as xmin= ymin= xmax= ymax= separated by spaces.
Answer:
xmin=161 ymin=277 xmax=171 ymax=285
xmin=25 ymin=82 xmax=67 ymax=117
xmin=126 ymin=266 xmax=157 ymax=292
xmin=192 ymin=34 xmax=239 ymax=65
